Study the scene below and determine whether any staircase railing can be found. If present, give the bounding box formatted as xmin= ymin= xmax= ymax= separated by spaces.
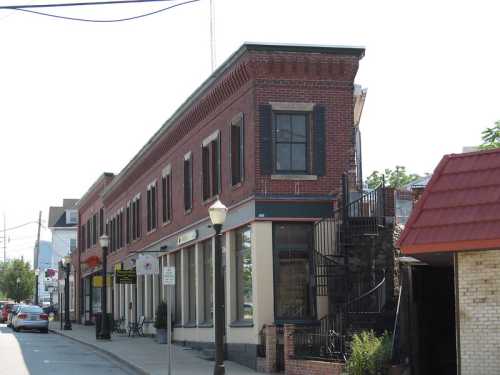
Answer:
xmin=346 ymin=275 xmax=387 ymax=314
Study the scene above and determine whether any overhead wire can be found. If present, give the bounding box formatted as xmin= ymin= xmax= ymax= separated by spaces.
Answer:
xmin=1 ymin=0 xmax=201 ymax=23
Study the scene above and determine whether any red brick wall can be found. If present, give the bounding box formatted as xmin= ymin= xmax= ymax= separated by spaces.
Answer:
xmin=80 ymin=47 xmax=363 ymax=267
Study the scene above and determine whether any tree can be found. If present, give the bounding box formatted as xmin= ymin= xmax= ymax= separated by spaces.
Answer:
xmin=366 ymin=166 xmax=421 ymax=189
xmin=480 ymin=121 xmax=500 ymax=150
xmin=0 ymin=259 xmax=35 ymax=303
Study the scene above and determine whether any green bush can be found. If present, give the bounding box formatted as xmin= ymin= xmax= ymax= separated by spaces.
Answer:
xmin=346 ymin=330 xmax=392 ymax=375
xmin=154 ymin=301 xmax=168 ymax=329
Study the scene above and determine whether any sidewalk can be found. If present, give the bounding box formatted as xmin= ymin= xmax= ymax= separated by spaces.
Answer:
xmin=49 ymin=322 xmax=261 ymax=375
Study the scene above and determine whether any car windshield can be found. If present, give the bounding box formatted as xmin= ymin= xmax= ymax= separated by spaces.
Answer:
xmin=21 ymin=306 xmax=43 ymax=313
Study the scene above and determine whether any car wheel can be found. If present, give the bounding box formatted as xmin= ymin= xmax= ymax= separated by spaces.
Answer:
xmin=13 ymin=326 xmax=19 ymax=332
xmin=41 ymin=328 xmax=48 ymax=334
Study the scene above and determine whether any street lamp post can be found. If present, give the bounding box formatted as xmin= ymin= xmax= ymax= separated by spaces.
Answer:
xmin=63 ymin=256 xmax=72 ymax=330
xmin=208 ymin=200 xmax=228 ymax=375
xmin=34 ymin=269 xmax=39 ymax=306
xmin=98 ymin=234 xmax=111 ymax=340
xmin=16 ymin=277 xmax=20 ymax=303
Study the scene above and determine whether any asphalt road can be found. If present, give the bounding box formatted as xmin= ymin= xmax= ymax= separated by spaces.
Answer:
xmin=0 ymin=324 xmax=137 ymax=375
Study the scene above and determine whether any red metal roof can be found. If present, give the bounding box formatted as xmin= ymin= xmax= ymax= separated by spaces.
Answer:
xmin=398 ymin=148 xmax=500 ymax=254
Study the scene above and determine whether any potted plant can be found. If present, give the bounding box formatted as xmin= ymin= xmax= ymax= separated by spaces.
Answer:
xmin=154 ymin=301 xmax=168 ymax=344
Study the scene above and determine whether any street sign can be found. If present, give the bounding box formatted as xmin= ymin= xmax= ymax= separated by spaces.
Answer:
xmin=115 ymin=269 xmax=137 ymax=284
xmin=163 ymin=267 xmax=175 ymax=285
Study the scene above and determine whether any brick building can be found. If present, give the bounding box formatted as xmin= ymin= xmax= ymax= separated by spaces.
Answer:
xmin=72 ymin=43 xmax=366 ymax=370
xmin=398 ymin=148 xmax=500 ymax=375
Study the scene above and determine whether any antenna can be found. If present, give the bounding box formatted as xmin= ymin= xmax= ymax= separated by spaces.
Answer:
xmin=209 ymin=0 xmax=216 ymax=71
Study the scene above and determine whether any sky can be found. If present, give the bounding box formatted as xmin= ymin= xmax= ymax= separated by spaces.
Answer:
xmin=0 ymin=0 xmax=499 ymax=265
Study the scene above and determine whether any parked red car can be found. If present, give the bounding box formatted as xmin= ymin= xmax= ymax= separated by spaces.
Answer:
xmin=1 ymin=303 xmax=15 ymax=323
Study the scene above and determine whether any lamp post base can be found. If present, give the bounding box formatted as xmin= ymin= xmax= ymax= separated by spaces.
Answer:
xmin=213 ymin=363 xmax=225 ymax=375
xmin=63 ymin=322 xmax=72 ymax=330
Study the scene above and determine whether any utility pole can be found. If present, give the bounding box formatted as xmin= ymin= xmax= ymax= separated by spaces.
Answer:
xmin=34 ymin=211 xmax=42 ymax=305
xmin=209 ymin=0 xmax=215 ymax=72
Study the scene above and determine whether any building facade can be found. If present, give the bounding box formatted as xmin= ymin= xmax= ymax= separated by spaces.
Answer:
xmin=74 ymin=43 xmax=366 ymax=369
xmin=48 ymin=199 xmax=78 ymax=314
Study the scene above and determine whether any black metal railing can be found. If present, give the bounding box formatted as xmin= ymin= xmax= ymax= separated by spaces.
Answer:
xmin=346 ymin=274 xmax=386 ymax=313
xmin=294 ymin=317 xmax=346 ymax=362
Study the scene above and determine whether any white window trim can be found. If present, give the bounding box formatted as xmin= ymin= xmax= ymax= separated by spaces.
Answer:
xmin=202 ymin=130 xmax=220 ymax=147
xmin=270 ymin=102 xmax=314 ymax=112
xmin=162 ymin=164 xmax=172 ymax=177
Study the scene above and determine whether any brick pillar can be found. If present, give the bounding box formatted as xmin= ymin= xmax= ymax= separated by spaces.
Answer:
xmin=265 ymin=325 xmax=277 ymax=372
xmin=284 ymin=324 xmax=296 ymax=371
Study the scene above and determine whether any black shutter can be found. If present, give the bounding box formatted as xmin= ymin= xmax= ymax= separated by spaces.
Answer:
xmin=313 ymin=105 xmax=326 ymax=176
xmin=259 ymin=104 xmax=273 ymax=175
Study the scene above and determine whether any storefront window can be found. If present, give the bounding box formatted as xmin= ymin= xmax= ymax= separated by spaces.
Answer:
xmin=174 ymin=252 xmax=182 ymax=324
xmin=235 ymin=226 xmax=252 ymax=321
xmin=92 ymin=283 xmax=102 ymax=314
xmin=273 ymin=223 xmax=315 ymax=321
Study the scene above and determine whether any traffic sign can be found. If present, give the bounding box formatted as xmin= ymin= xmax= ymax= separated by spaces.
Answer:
xmin=163 ymin=267 xmax=175 ymax=285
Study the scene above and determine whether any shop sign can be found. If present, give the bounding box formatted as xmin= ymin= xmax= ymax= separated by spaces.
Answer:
xmin=92 ymin=275 xmax=112 ymax=288
xmin=163 ymin=267 xmax=175 ymax=285
xmin=115 ymin=269 xmax=137 ymax=284
xmin=136 ymin=254 xmax=159 ymax=275
xmin=114 ymin=263 xmax=122 ymax=272
xmin=177 ymin=229 xmax=197 ymax=246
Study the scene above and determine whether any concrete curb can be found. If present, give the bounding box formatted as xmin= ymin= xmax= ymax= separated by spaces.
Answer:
xmin=49 ymin=328 xmax=150 ymax=375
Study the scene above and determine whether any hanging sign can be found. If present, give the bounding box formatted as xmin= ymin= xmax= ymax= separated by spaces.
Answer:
xmin=163 ymin=267 xmax=175 ymax=285
xmin=177 ymin=229 xmax=197 ymax=246
xmin=115 ymin=269 xmax=137 ymax=284
xmin=136 ymin=254 xmax=159 ymax=275
xmin=92 ymin=275 xmax=112 ymax=288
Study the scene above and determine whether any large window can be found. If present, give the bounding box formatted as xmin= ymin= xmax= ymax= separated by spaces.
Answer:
xmin=274 ymin=113 xmax=308 ymax=173
xmin=174 ymin=252 xmax=182 ymax=324
xmin=99 ymin=208 xmax=104 ymax=236
xmin=201 ymin=239 xmax=213 ymax=324
xmin=235 ymin=226 xmax=252 ymax=321
xmin=186 ymin=246 xmax=196 ymax=324
xmin=202 ymin=132 xmax=220 ymax=201
xmin=162 ymin=166 xmax=172 ymax=223
xmin=126 ymin=202 xmax=130 ymax=244
xmin=184 ymin=153 xmax=192 ymax=211
xmin=147 ymin=181 xmax=157 ymax=232
xmin=273 ymin=223 xmax=315 ymax=321
xmin=231 ymin=114 xmax=244 ymax=185
xmin=131 ymin=196 xmax=141 ymax=240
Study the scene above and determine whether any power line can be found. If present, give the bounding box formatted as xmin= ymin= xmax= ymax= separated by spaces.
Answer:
xmin=1 ymin=0 xmax=201 ymax=23
xmin=0 ymin=221 xmax=38 ymax=232
xmin=0 ymin=0 xmax=178 ymax=9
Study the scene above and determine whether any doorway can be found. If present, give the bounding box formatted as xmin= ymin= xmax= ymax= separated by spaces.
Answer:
xmin=411 ymin=266 xmax=457 ymax=375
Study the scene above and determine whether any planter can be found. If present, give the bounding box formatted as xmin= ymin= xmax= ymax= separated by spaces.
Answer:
xmin=156 ymin=328 xmax=168 ymax=344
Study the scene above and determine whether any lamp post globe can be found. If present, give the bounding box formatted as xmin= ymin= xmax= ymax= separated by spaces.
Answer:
xmin=99 ymin=234 xmax=109 ymax=249
xmin=209 ymin=200 xmax=227 ymax=375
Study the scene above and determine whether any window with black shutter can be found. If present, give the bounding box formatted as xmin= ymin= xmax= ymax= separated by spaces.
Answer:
xmin=99 ymin=208 xmax=104 ymax=236
xmin=231 ymin=114 xmax=244 ymax=185
xmin=184 ymin=154 xmax=192 ymax=211
xmin=119 ymin=210 xmax=124 ymax=248
xmin=274 ymin=113 xmax=308 ymax=173
xmin=202 ymin=132 xmax=220 ymax=201
xmin=162 ymin=167 xmax=172 ymax=223
xmin=147 ymin=182 xmax=157 ymax=232
xmin=126 ymin=203 xmax=130 ymax=244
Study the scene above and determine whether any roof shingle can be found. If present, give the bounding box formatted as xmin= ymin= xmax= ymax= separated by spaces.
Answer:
xmin=398 ymin=148 xmax=500 ymax=254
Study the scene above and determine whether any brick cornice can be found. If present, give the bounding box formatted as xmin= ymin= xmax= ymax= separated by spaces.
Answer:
xmin=103 ymin=59 xmax=252 ymax=204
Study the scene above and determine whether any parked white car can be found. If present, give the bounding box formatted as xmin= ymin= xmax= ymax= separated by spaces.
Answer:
xmin=12 ymin=305 xmax=49 ymax=333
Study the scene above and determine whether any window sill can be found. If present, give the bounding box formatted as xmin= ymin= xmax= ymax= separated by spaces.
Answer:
xmin=162 ymin=220 xmax=172 ymax=227
xmin=271 ymin=174 xmax=318 ymax=181
xmin=184 ymin=208 xmax=192 ymax=216
xmin=183 ymin=322 xmax=197 ymax=328
xmin=198 ymin=321 xmax=214 ymax=328
xmin=229 ymin=320 xmax=254 ymax=328
xmin=146 ymin=228 xmax=157 ymax=236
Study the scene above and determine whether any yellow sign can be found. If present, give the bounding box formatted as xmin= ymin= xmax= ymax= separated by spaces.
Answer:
xmin=114 ymin=263 xmax=122 ymax=272
xmin=92 ymin=275 xmax=112 ymax=288
xmin=93 ymin=276 xmax=103 ymax=288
